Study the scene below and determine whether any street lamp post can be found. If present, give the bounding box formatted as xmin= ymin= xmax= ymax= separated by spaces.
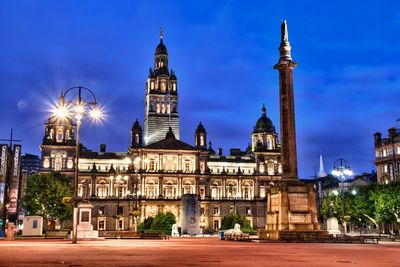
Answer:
xmin=52 ymin=86 xmax=103 ymax=244
xmin=331 ymin=158 xmax=353 ymax=235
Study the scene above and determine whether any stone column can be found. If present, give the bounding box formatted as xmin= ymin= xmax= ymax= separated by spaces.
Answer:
xmin=110 ymin=178 xmax=114 ymax=197
xmin=178 ymin=154 xmax=182 ymax=171
xmin=178 ymin=176 xmax=182 ymax=197
xmin=91 ymin=174 xmax=96 ymax=197
xmin=140 ymin=176 xmax=145 ymax=197
xmin=159 ymin=153 xmax=163 ymax=171
xmin=274 ymin=20 xmax=298 ymax=181
xmin=195 ymin=177 xmax=199 ymax=195
xmin=158 ymin=176 xmax=163 ymax=197
xmin=205 ymin=177 xmax=211 ymax=198
xmin=254 ymin=177 xmax=259 ymax=199
xmin=238 ymin=178 xmax=242 ymax=198
xmin=222 ymin=179 xmax=226 ymax=198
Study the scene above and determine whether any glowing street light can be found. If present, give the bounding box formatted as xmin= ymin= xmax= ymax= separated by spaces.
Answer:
xmin=331 ymin=158 xmax=353 ymax=234
xmin=52 ymin=86 xmax=104 ymax=244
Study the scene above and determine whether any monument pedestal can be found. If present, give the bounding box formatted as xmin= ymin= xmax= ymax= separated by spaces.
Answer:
xmin=327 ymin=217 xmax=341 ymax=236
xmin=76 ymin=202 xmax=98 ymax=239
xmin=180 ymin=194 xmax=202 ymax=235
xmin=260 ymin=180 xmax=329 ymax=240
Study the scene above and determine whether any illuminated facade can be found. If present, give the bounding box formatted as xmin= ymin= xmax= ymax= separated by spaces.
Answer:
xmin=374 ymin=127 xmax=400 ymax=184
xmin=40 ymin=31 xmax=283 ymax=233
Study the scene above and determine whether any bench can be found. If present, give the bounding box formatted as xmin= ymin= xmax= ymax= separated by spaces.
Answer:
xmin=224 ymin=233 xmax=250 ymax=241
xmin=140 ymin=232 xmax=164 ymax=239
xmin=99 ymin=231 xmax=118 ymax=238
xmin=120 ymin=231 xmax=140 ymax=239
xmin=45 ymin=231 xmax=69 ymax=239
xmin=361 ymin=235 xmax=379 ymax=244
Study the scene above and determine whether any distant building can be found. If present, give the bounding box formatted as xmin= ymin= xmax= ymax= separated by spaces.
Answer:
xmin=21 ymin=153 xmax=40 ymax=175
xmin=18 ymin=154 xmax=41 ymax=222
xmin=374 ymin=126 xmax=400 ymax=184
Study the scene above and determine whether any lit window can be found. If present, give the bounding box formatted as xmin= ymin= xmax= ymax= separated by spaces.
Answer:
xmin=56 ymin=128 xmax=63 ymax=143
xmin=213 ymin=206 xmax=219 ymax=215
xmin=185 ymin=162 xmax=190 ymax=172
xmin=162 ymin=104 xmax=165 ymax=113
xmin=200 ymin=207 xmax=205 ymax=216
xmin=156 ymin=104 xmax=160 ymax=113
xmin=246 ymin=207 xmax=251 ymax=215
xmin=161 ymin=82 xmax=166 ymax=91
xmin=259 ymin=164 xmax=265 ymax=173
xmin=43 ymin=158 xmax=50 ymax=168
xmin=67 ymin=159 xmax=73 ymax=169
xmin=149 ymin=161 xmax=155 ymax=171
xmin=54 ymin=155 xmax=62 ymax=171
xmin=99 ymin=206 xmax=105 ymax=215
xmin=213 ymin=220 xmax=219 ymax=230
xmin=98 ymin=220 xmax=105 ymax=231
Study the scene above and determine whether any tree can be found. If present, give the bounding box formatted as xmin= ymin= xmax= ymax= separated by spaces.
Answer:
xmin=138 ymin=212 xmax=177 ymax=234
xmin=221 ymin=212 xmax=252 ymax=231
xmin=320 ymin=183 xmax=400 ymax=234
xmin=150 ymin=212 xmax=176 ymax=234
xmin=23 ymin=172 xmax=73 ymax=229
xmin=138 ymin=216 xmax=154 ymax=232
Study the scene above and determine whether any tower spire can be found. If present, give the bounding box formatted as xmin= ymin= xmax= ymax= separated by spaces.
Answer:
xmin=318 ymin=153 xmax=327 ymax=177
xmin=279 ymin=19 xmax=292 ymax=61
xmin=160 ymin=25 xmax=163 ymax=40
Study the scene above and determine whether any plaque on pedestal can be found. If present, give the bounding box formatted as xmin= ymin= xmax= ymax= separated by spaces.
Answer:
xmin=76 ymin=202 xmax=98 ymax=239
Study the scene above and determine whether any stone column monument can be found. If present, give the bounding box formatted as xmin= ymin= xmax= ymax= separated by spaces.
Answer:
xmin=180 ymin=194 xmax=201 ymax=235
xmin=260 ymin=20 xmax=327 ymax=240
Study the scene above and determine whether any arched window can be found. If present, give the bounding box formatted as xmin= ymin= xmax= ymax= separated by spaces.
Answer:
xmin=43 ymin=158 xmax=50 ymax=168
xmin=49 ymin=129 xmax=54 ymax=139
xmin=56 ymin=127 xmax=63 ymax=143
xmin=173 ymin=83 xmax=176 ymax=91
xmin=151 ymin=82 xmax=154 ymax=89
xmin=200 ymin=136 xmax=205 ymax=146
xmin=167 ymin=104 xmax=170 ymax=114
xmin=156 ymin=104 xmax=160 ymax=113
xmin=160 ymin=82 xmax=166 ymax=91
xmin=67 ymin=159 xmax=73 ymax=169
xmin=135 ymin=134 xmax=139 ymax=144
xmin=161 ymin=104 xmax=165 ymax=113
xmin=54 ymin=154 xmax=62 ymax=171
xmin=259 ymin=164 xmax=265 ymax=173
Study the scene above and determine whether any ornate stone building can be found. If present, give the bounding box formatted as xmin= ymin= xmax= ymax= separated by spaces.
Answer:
xmin=374 ymin=126 xmax=400 ymax=184
xmin=40 ymin=30 xmax=284 ymax=233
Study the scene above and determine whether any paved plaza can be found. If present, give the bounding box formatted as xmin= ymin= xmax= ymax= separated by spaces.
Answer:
xmin=0 ymin=238 xmax=399 ymax=266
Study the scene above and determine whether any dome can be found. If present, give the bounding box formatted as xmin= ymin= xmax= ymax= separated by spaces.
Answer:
xmin=253 ymin=105 xmax=275 ymax=133
xmin=155 ymin=39 xmax=168 ymax=55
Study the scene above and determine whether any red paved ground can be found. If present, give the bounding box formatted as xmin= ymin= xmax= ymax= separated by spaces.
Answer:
xmin=0 ymin=238 xmax=399 ymax=266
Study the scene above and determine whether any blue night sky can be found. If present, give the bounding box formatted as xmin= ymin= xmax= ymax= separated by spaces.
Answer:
xmin=0 ymin=0 xmax=399 ymax=178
